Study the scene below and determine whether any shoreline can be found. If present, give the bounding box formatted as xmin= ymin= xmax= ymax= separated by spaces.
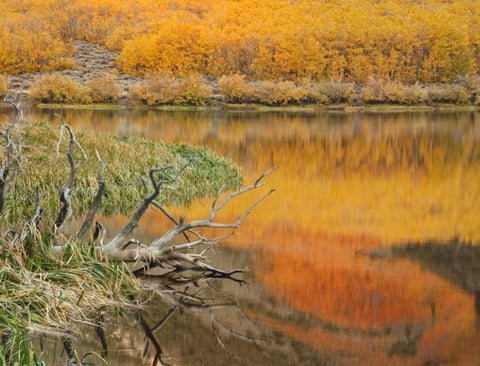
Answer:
xmin=27 ymin=101 xmax=480 ymax=113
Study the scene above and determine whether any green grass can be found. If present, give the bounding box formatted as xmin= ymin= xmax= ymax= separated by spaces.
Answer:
xmin=2 ymin=121 xmax=242 ymax=224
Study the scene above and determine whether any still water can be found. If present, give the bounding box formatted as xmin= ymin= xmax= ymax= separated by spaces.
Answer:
xmin=24 ymin=108 xmax=480 ymax=365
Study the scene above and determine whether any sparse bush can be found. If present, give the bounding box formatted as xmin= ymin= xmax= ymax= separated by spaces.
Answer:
xmin=132 ymin=74 xmax=211 ymax=106
xmin=425 ymin=84 xmax=472 ymax=104
xmin=174 ymin=74 xmax=211 ymax=105
xmin=253 ymin=80 xmax=309 ymax=106
xmin=314 ymin=82 xmax=355 ymax=104
xmin=384 ymin=82 xmax=427 ymax=105
xmin=303 ymin=83 xmax=330 ymax=105
xmin=460 ymin=75 xmax=480 ymax=104
xmin=86 ymin=74 xmax=121 ymax=103
xmin=30 ymin=74 xmax=92 ymax=104
xmin=360 ymin=79 xmax=428 ymax=105
xmin=360 ymin=78 xmax=386 ymax=104
xmin=218 ymin=74 xmax=253 ymax=103
xmin=131 ymin=73 xmax=178 ymax=105
xmin=0 ymin=75 xmax=8 ymax=97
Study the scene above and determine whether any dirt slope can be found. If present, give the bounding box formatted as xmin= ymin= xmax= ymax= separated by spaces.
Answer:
xmin=7 ymin=41 xmax=138 ymax=97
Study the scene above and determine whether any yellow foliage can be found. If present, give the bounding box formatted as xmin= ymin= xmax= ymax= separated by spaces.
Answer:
xmin=29 ymin=74 xmax=92 ymax=104
xmin=0 ymin=75 xmax=8 ymax=96
xmin=1 ymin=0 xmax=480 ymax=83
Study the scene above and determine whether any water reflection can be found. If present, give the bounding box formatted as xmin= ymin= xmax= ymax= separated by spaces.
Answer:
xmin=15 ymin=106 xmax=480 ymax=365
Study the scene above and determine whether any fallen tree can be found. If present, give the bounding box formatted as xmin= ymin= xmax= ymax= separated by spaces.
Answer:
xmin=0 ymin=92 xmax=275 ymax=365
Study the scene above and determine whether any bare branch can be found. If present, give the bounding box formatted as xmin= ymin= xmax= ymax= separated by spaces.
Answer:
xmin=77 ymin=157 xmax=106 ymax=240
xmin=53 ymin=116 xmax=89 ymax=230
xmin=151 ymin=200 xmax=192 ymax=243
xmin=134 ymin=312 xmax=171 ymax=366
xmin=149 ymin=187 xmax=275 ymax=249
xmin=122 ymin=239 xmax=143 ymax=250
xmin=32 ymin=185 xmax=43 ymax=229
xmin=104 ymin=166 xmax=177 ymax=251
xmin=0 ymin=90 xmax=24 ymax=213
xmin=158 ymin=233 xmax=233 ymax=256
xmin=55 ymin=115 xmax=88 ymax=161
xmin=93 ymin=220 xmax=106 ymax=246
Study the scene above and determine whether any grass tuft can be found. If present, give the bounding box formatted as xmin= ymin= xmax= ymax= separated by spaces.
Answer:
xmin=2 ymin=121 xmax=242 ymax=224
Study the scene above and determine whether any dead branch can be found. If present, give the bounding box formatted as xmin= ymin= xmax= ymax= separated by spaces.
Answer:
xmin=151 ymin=308 xmax=176 ymax=333
xmin=151 ymin=200 xmax=193 ymax=243
xmin=92 ymin=220 xmax=106 ymax=246
xmin=76 ymin=154 xmax=105 ymax=240
xmin=104 ymin=166 xmax=177 ymax=251
xmin=32 ymin=185 xmax=43 ymax=229
xmin=147 ymin=181 xmax=276 ymax=249
xmin=94 ymin=314 xmax=108 ymax=360
xmin=54 ymin=116 xmax=88 ymax=229
xmin=0 ymin=90 xmax=24 ymax=213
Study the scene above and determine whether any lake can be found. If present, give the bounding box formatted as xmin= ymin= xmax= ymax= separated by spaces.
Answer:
xmin=19 ymin=107 xmax=480 ymax=365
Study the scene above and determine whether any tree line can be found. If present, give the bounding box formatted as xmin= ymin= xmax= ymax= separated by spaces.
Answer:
xmin=0 ymin=0 xmax=479 ymax=83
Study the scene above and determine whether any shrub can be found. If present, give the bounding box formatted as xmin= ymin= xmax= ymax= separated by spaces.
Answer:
xmin=360 ymin=78 xmax=386 ymax=104
xmin=383 ymin=82 xmax=427 ymax=105
xmin=0 ymin=75 xmax=8 ymax=97
xmin=461 ymin=75 xmax=480 ymax=104
xmin=174 ymin=74 xmax=212 ymax=105
xmin=253 ymin=80 xmax=309 ymax=106
xmin=131 ymin=73 xmax=177 ymax=105
xmin=425 ymin=84 xmax=472 ymax=104
xmin=132 ymin=74 xmax=211 ymax=106
xmin=314 ymin=81 xmax=355 ymax=104
xmin=30 ymin=74 xmax=92 ymax=104
xmin=360 ymin=79 xmax=428 ymax=105
xmin=86 ymin=74 xmax=121 ymax=103
xmin=218 ymin=74 xmax=253 ymax=103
